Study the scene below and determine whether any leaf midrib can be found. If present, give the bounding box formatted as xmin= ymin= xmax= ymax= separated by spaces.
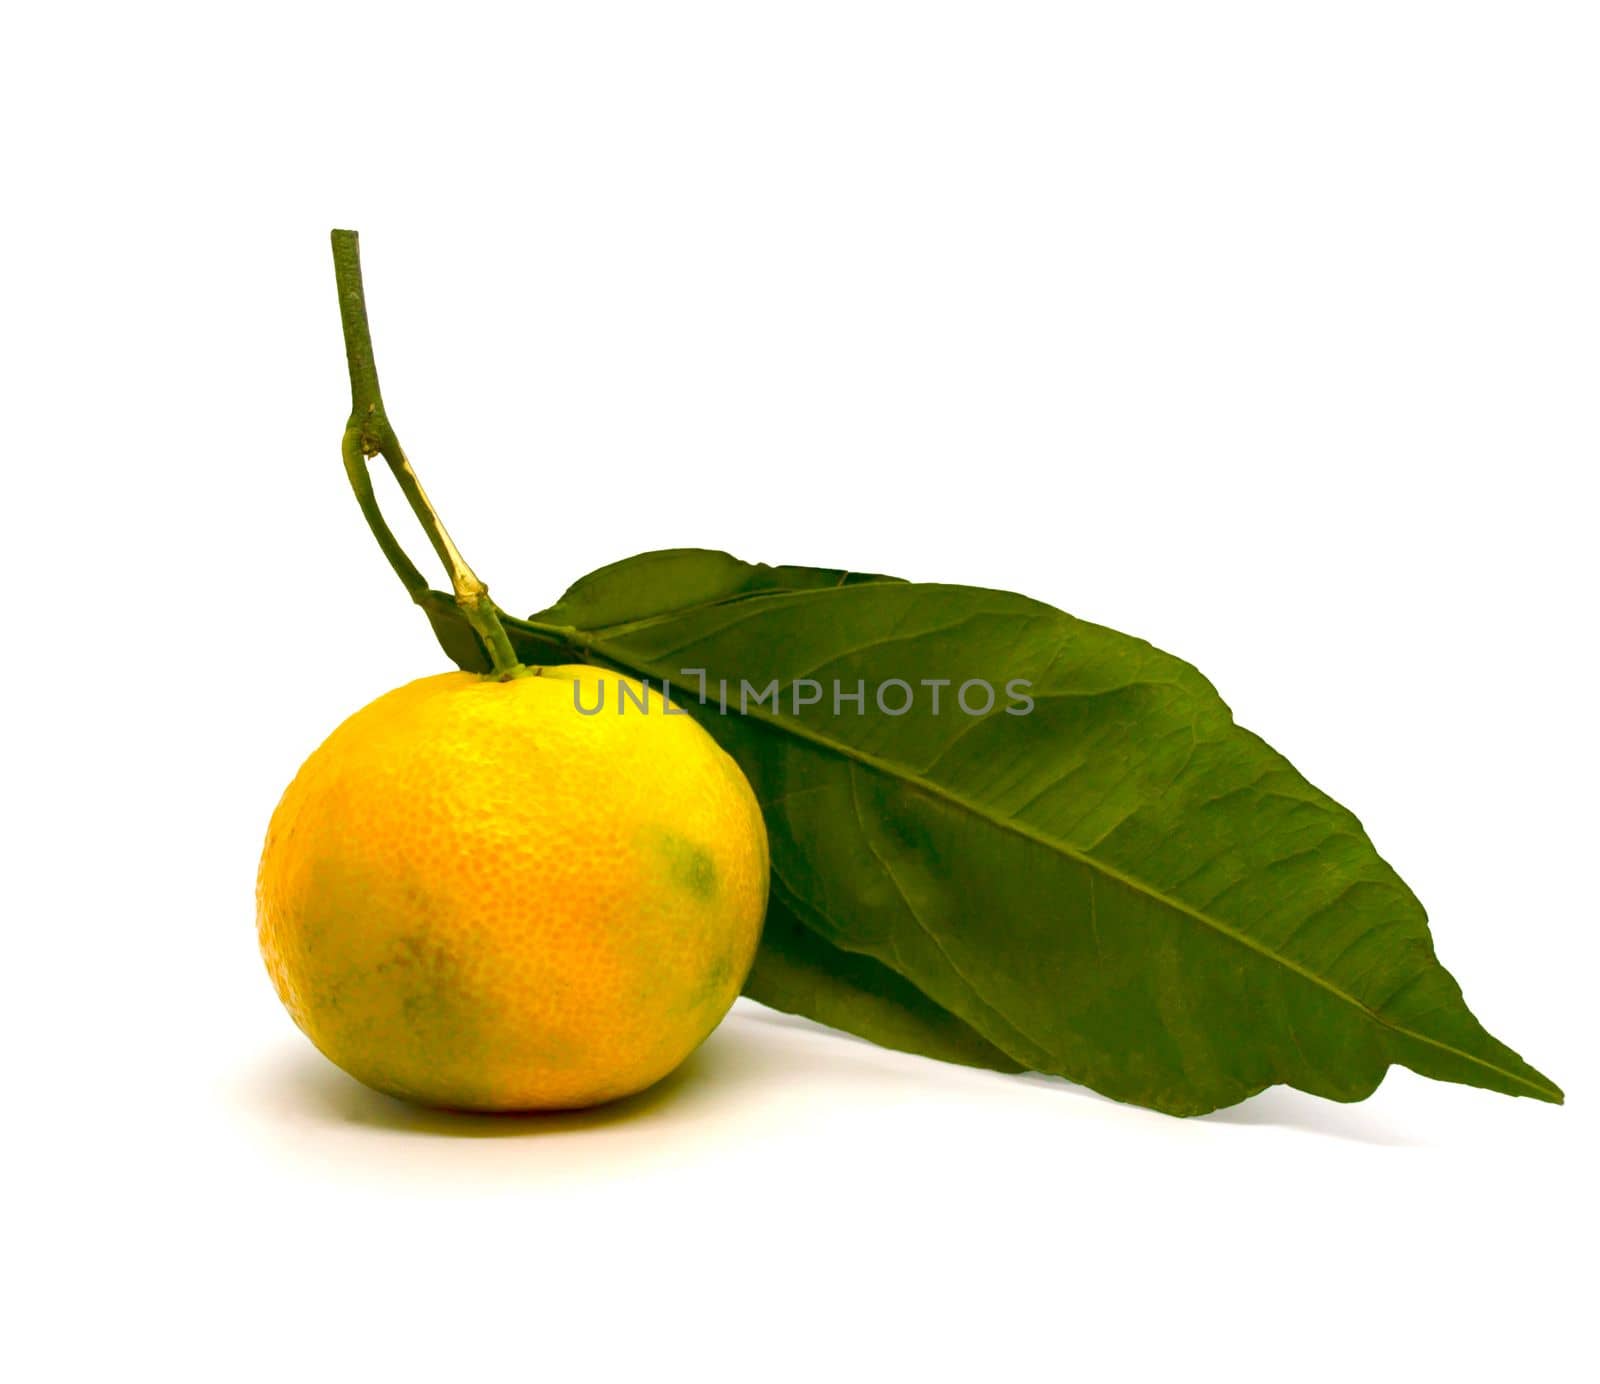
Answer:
xmin=571 ymin=617 xmax=1557 ymax=1103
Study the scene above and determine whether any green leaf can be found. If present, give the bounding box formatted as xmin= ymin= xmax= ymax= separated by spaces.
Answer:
xmin=748 ymin=887 xmax=1024 ymax=1073
xmin=418 ymin=591 xmax=492 ymax=674
xmin=458 ymin=548 xmax=1558 ymax=1116
xmin=535 ymin=547 xmax=901 ymax=631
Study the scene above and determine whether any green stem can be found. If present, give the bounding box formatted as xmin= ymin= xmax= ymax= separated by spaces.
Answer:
xmin=330 ymin=229 xmax=527 ymax=679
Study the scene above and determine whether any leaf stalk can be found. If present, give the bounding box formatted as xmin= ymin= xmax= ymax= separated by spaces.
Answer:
xmin=329 ymin=229 xmax=527 ymax=679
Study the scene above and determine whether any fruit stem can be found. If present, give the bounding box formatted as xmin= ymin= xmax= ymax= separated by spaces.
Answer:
xmin=330 ymin=229 xmax=529 ymax=679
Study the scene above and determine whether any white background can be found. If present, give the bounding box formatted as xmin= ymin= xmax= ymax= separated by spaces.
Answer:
xmin=4 ymin=4 xmax=1595 ymax=1380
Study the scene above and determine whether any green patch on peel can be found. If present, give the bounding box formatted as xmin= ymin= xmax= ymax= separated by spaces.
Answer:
xmin=690 ymin=950 xmax=735 ymax=1009
xmin=657 ymin=831 xmax=719 ymax=900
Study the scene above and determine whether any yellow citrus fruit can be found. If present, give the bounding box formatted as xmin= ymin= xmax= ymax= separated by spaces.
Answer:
xmin=256 ymin=666 xmax=769 ymax=1110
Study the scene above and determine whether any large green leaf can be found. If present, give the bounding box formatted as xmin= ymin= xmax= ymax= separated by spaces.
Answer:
xmin=425 ymin=549 xmax=1559 ymax=1115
